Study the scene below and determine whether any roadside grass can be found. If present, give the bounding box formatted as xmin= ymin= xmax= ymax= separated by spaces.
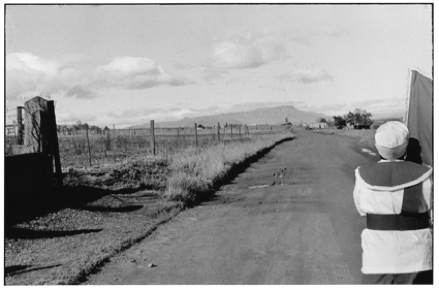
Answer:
xmin=5 ymin=131 xmax=294 ymax=285
xmin=165 ymin=134 xmax=294 ymax=204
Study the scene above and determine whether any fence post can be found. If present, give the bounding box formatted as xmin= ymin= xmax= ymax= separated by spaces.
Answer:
xmin=194 ymin=123 xmax=198 ymax=149
xmin=145 ymin=127 xmax=148 ymax=151
xmin=230 ymin=124 xmax=233 ymax=140
xmin=239 ymin=124 xmax=241 ymax=137
xmin=150 ymin=120 xmax=155 ymax=156
xmin=106 ymin=127 xmax=111 ymax=155
xmin=217 ymin=122 xmax=220 ymax=141
xmin=177 ymin=127 xmax=180 ymax=148
xmin=85 ymin=124 xmax=92 ymax=167
xmin=112 ymin=125 xmax=116 ymax=161
xmin=17 ymin=106 xmax=24 ymax=145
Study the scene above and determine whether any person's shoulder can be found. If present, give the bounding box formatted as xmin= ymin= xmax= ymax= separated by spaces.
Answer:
xmin=358 ymin=161 xmax=431 ymax=188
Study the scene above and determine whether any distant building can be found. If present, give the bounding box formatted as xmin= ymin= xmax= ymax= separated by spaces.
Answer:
xmin=5 ymin=125 xmax=16 ymax=136
xmin=306 ymin=123 xmax=328 ymax=129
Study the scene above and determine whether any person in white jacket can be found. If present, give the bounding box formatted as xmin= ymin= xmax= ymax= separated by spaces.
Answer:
xmin=353 ymin=121 xmax=433 ymax=284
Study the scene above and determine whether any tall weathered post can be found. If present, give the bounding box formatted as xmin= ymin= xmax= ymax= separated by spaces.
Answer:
xmin=17 ymin=106 xmax=24 ymax=145
xmin=22 ymin=97 xmax=62 ymax=189
xmin=24 ymin=97 xmax=51 ymax=153
xmin=239 ymin=124 xmax=241 ymax=137
xmin=230 ymin=124 xmax=233 ymax=140
xmin=150 ymin=120 xmax=155 ymax=156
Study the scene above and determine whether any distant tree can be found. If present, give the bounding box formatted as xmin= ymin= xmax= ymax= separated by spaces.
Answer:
xmin=333 ymin=116 xmax=347 ymax=129
xmin=344 ymin=108 xmax=373 ymax=127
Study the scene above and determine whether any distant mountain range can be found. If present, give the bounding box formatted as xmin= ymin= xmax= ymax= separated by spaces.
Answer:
xmin=129 ymin=106 xmax=328 ymax=128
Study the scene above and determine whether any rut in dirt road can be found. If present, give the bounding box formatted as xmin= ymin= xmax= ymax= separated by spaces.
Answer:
xmin=86 ymin=129 xmax=376 ymax=285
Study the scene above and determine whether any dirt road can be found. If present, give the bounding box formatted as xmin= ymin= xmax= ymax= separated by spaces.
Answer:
xmin=86 ymin=129 xmax=376 ymax=284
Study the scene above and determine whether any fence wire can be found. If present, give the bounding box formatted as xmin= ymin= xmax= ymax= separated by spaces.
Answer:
xmin=56 ymin=126 xmax=276 ymax=169
xmin=5 ymin=96 xmax=286 ymax=169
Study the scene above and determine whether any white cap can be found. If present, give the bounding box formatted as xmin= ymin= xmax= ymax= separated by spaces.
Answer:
xmin=375 ymin=121 xmax=409 ymax=160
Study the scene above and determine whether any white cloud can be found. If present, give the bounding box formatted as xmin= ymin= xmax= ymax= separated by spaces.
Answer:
xmin=275 ymin=68 xmax=334 ymax=84
xmin=95 ymin=57 xmax=194 ymax=89
xmin=56 ymin=111 xmax=97 ymax=124
xmin=107 ymin=107 xmax=197 ymax=123
xmin=213 ymin=33 xmax=287 ymax=69
xmin=6 ymin=53 xmax=56 ymax=98
xmin=64 ymin=85 xmax=96 ymax=99
xmin=6 ymin=53 xmax=195 ymax=100
xmin=6 ymin=52 xmax=96 ymax=99
xmin=201 ymin=68 xmax=229 ymax=82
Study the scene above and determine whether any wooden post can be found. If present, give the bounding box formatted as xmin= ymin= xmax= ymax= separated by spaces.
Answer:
xmin=230 ymin=124 xmax=233 ymax=140
xmin=194 ymin=123 xmax=198 ymax=149
xmin=85 ymin=124 xmax=92 ymax=167
xmin=217 ymin=122 xmax=220 ymax=141
xmin=150 ymin=120 xmax=155 ymax=156
xmin=112 ymin=125 xmax=116 ymax=161
xmin=239 ymin=124 xmax=241 ymax=137
xmin=24 ymin=97 xmax=50 ymax=153
xmin=17 ymin=106 xmax=24 ymax=145
xmin=106 ymin=127 xmax=111 ymax=152
xmin=113 ymin=124 xmax=115 ymax=141
xmin=47 ymin=101 xmax=63 ymax=188
xmin=177 ymin=127 xmax=180 ymax=148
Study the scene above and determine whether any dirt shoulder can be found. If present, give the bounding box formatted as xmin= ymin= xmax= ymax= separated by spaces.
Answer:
xmin=86 ymin=129 xmax=376 ymax=284
xmin=4 ymin=135 xmax=293 ymax=285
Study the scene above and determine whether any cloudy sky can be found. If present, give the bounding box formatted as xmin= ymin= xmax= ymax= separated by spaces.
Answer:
xmin=5 ymin=4 xmax=432 ymax=127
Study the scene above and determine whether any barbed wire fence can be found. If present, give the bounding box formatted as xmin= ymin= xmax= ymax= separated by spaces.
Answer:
xmin=6 ymin=96 xmax=288 ymax=169
xmin=55 ymin=123 xmax=276 ymax=169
